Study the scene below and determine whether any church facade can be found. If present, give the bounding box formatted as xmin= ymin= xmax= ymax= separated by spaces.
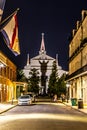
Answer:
xmin=23 ymin=33 xmax=68 ymax=94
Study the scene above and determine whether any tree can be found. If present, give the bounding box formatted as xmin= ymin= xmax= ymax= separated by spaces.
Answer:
xmin=28 ymin=68 xmax=40 ymax=94
xmin=56 ymin=74 xmax=66 ymax=97
xmin=48 ymin=61 xmax=67 ymax=98
xmin=48 ymin=61 xmax=58 ymax=96
xmin=17 ymin=69 xmax=28 ymax=82
xmin=16 ymin=69 xmax=28 ymax=95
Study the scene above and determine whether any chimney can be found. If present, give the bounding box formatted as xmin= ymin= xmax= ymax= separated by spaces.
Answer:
xmin=81 ymin=10 xmax=87 ymax=21
xmin=76 ymin=21 xmax=80 ymax=30
xmin=72 ymin=29 xmax=76 ymax=37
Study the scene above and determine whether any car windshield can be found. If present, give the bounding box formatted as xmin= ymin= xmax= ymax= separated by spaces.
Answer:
xmin=20 ymin=95 xmax=30 ymax=99
xmin=29 ymin=94 xmax=33 ymax=97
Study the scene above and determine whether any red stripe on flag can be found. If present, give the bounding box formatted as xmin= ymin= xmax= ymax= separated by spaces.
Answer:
xmin=10 ymin=15 xmax=17 ymax=48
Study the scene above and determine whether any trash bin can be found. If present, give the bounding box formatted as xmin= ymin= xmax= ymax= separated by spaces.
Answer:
xmin=78 ymin=99 xmax=83 ymax=109
xmin=71 ymin=98 xmax=77 ymax=106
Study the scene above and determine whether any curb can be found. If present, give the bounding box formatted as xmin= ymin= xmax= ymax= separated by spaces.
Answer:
xmin=63 ymin=102 xmax=87 ymax=115
xmin=0 ymin=104 xmax=17 ymax=114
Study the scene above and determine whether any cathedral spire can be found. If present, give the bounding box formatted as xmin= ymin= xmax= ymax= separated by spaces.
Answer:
xmin=39 ymin=33 xmax=46 ymax=54
xmin=27 ymin=53 xmax=29 ymax=66
xmin=56 ymin=53 xmax=59 ymax=67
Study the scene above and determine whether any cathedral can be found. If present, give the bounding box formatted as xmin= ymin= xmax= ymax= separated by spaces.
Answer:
xmin=23 ymin=33 xmax=68 ymax=94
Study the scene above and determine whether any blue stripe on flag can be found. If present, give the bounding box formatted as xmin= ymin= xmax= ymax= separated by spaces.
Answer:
xmin=1 ymin=29 xmax=10 ymax=46
xmin=0 ymin=0 xmax=6 ymax=10
xmin=1 ymin=29 xmax=18 ymax=56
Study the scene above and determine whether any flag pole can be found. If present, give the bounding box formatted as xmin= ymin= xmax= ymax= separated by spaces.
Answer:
xmin=0 ymin=8 xmax=19 ymax=28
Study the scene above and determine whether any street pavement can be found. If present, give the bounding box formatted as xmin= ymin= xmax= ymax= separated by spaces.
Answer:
xmin=0 ymin=100 xmax=87 ymax=114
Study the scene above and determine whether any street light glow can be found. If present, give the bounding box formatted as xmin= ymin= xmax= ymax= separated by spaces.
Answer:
xmin=0 ymin=113 xmax=87 ymax=123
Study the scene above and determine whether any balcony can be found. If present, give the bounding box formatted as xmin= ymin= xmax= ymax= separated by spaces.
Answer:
xmin=66 ymin=64 xmax=87 ymax=80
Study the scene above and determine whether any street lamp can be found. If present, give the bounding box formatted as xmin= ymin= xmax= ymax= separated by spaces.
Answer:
xmin=0 ymin=62 xmax=6 ymax=103
xmin=66 ymin=82 xmax=70 ymax=103
xmin=0 ymin=84 xmax=2 ymax=102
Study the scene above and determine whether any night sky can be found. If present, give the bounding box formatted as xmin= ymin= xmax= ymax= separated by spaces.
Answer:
xmin=0 ymin=0 xmax=87 ymax=70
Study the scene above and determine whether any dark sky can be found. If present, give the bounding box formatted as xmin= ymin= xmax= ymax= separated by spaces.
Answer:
xmin=0 ymin=0 xmax=87 ymax=70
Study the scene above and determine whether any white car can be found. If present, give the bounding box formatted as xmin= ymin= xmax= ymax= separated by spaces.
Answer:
xmin=27 ymin=94 xmax=35 ymax=102
xmin=18 ymin=95 xmax=32 ymax=105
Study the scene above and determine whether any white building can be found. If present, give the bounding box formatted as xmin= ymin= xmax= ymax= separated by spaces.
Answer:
xmin=23 ymin=33 xmax=68 ymax=94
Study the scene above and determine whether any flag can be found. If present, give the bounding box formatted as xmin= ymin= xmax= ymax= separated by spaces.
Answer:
xmin=0 ymin=9 xmax=19 ymax=30
xmin=0 ymin=0 xmax=6 ymax=22
xmin=1 ymin=12 xmax=20 ymax=56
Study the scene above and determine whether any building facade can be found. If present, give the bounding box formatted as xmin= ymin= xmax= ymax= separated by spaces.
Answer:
xmin=67 ymin=10 xmax=87 ymax=105
xmin=0 ymin=51 xmax=28 ymax=103
xmin=23 ymin=33 xmax=68 ymax=94
xmin=0 ymin=51 xmax=17 ymax=102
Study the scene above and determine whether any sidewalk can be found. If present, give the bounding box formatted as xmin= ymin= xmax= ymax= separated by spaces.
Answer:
xmin=0 ymin=101 xmax=17 ymax=114
xmin=63 ymin=101 xmax=87 ymax=114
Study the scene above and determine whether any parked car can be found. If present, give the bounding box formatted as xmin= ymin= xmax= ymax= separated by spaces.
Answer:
xmin=26 ymin=92 xmax=36 ymax=102
xmin=18 ymin=95 xmax=32 ymax=105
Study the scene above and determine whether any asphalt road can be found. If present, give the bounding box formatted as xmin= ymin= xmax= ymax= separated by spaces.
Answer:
xmin=0 ymin=102 xmax=87 ymax=130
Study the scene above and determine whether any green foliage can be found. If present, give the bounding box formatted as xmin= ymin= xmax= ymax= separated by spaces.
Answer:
xmin=28 ymin=68 xmax=40 ymax=94
xmin=17 ymin=69 xmax=28 ymax=82
xmin=56 ymin=74 xmax=66 ymax=97
xmin=48 ymin=61 xmax=66 ymax=97
xmin=48 ymin=61 xmax=58 ymax=95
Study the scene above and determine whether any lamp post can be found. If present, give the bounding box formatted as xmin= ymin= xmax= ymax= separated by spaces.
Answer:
xmin=66 ymin=82 xmax=70 ymax=103
xmin=0 ymin=84 xmax=2 ymax=102
xmin=0 ymin=62 xmax=6 ymax=103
